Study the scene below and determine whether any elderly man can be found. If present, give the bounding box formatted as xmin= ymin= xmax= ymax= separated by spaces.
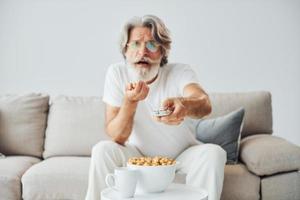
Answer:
xmin=85 ymin=15 xmax=226 ymax=200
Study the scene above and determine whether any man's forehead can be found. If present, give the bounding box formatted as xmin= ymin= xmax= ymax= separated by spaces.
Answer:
xmin=129 ymin=26 xmax=153 ymax=41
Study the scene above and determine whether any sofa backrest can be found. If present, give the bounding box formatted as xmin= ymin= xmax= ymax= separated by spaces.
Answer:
xmin=43 ymin=96 xmax=110 ymax=159
xmin=0 ymin=91 xmax=272 ymax=158
xmin=0 ymin=93 xmax=49 ymax=157
xmin=208 ymin=91 xmax=273 ymax=138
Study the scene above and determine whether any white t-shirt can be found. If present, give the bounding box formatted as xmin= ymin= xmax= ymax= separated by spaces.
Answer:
xmin=103 ymin=62 xmax=201 ymax=158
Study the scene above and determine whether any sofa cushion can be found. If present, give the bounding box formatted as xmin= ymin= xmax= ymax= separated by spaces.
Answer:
xmin=240 ymin=134 xmax=300 ymax=176
xmin=208 ymin=91 xmax=272 ymax=138
xmin=196 ymin=107 xmax=245 ymax=164
xmin=43 ymin=96 xmax=110 ymax=159
xmin=261 ymin=171 xmax=300 ymax=200
xmin=0 ymin=93 xmax=49 ymax=157
xmin=22 ymin=156 xmax=90 ymax=200
xmin=0 ymin=156 xmax=41 ymax=200
xmin=221 ymin=163 xmax=260 ymax=200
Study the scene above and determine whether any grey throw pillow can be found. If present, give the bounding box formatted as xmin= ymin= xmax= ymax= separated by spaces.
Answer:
xmin=195 ymin=107 xmax=245 ymax=164
xmin=0 ymin=152 xmax=5 ymax=158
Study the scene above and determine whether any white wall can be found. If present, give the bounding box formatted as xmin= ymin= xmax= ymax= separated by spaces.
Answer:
xmin=1 ymin=0 xmax=299 ymax=145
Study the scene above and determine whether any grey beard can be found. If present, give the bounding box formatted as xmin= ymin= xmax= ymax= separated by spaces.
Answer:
xmin=127 ymin=63 xmax=160 ymax=82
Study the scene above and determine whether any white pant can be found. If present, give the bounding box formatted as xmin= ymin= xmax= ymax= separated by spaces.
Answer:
xmin=85 ymin=141 xmax=226 ymax=200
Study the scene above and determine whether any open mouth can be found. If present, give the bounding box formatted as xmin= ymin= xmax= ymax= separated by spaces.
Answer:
xmin=136 ymin=60 xmax=150 ymax=65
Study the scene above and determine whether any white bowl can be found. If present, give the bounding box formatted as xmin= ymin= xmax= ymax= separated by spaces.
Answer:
xmin=127 ymin=162 xmax=177 ymax=193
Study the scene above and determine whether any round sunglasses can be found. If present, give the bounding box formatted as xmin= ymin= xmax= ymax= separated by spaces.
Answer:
xmin=127 ymin=40 xmax=160 ymax=53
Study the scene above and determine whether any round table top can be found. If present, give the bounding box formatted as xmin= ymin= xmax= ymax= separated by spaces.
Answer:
xmin=101 ymin=183 xmax=208 ymax=200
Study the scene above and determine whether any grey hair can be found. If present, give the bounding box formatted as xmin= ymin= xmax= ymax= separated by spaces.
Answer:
xmin=119 ymin=15 xmax=172 ymax=67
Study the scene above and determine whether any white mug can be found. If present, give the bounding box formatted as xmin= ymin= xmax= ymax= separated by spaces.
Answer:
xmin=105 ymin=167 xmax=138 ymax=198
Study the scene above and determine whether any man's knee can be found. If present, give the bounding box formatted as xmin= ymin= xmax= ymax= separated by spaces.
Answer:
xmin=91 ymin=140 xmax=119 ymax=159
xmin=203 ymin=144 xmax=227 ymax=165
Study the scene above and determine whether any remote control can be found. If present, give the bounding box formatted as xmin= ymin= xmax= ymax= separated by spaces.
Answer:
xmin=152 ymin=109 xmax=172 ymax=117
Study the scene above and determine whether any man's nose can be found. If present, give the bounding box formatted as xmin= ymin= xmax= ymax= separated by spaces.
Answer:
xmin=137 ymin=44 xmax=148 ymax=56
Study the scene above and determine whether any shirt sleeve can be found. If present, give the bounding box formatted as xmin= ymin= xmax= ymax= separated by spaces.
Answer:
xmin=102 ymin=65 xmax=124 ymax=107
xmin=178 ymin=65 xmax=200 ymax=96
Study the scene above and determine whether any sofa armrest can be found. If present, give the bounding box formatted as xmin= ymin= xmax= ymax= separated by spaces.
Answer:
xmin=239 ymin=134 xmax=300 ymax=176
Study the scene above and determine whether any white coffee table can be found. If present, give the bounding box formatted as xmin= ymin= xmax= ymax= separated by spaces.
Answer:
xmin=101 ymin=183 xmax=208 ymax=200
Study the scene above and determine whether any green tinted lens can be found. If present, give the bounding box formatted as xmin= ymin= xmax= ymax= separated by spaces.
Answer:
xmin=128 ymin=41 xmax=139 ymax=50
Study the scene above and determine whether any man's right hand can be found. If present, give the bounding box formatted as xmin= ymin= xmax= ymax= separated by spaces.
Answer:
xmin=125 ymin=81 xmax=149 ymax=102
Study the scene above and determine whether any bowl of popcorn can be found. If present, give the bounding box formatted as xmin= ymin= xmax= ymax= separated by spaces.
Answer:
xmin=127 ymin=156 xmax=177 ymax=193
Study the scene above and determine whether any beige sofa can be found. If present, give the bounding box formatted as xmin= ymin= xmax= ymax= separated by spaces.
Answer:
xmin=0 ymin=91 xmax=300 ymax=200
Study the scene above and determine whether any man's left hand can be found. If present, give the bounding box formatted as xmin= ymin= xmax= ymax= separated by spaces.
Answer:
xmin=154 ymin=97 xmax=188 ymax=125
